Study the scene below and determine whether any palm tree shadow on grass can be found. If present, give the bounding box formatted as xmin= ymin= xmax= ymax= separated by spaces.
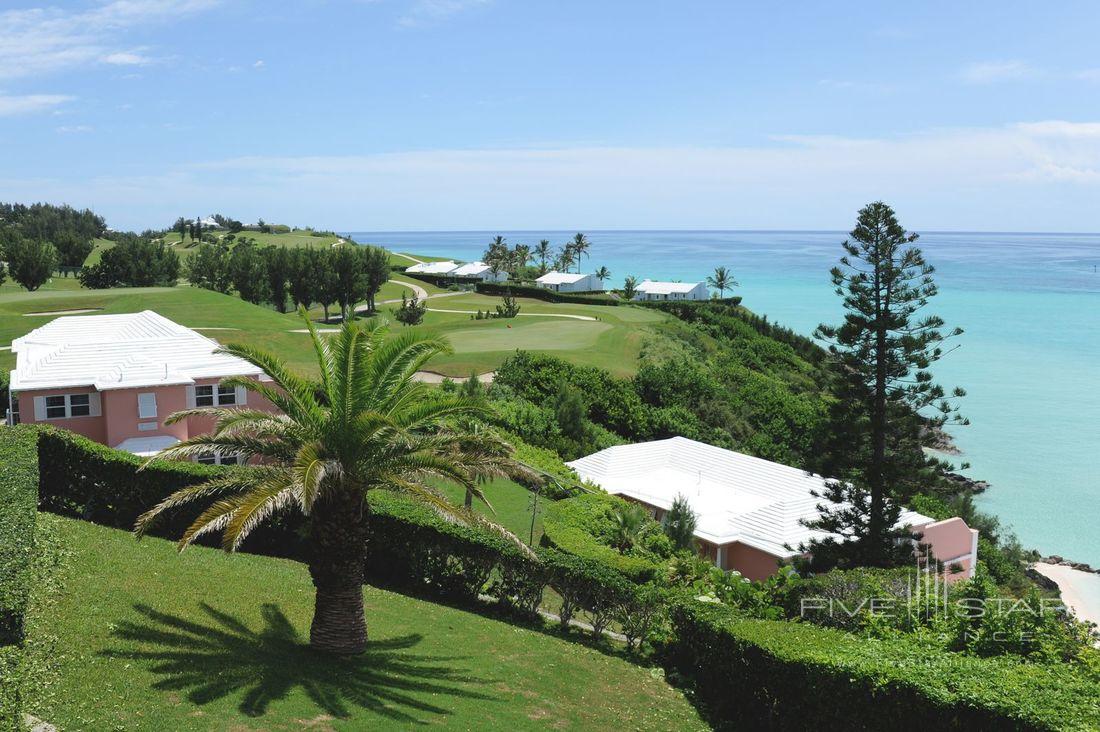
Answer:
xmin=101 ymin=602 xmax=497 ymax=724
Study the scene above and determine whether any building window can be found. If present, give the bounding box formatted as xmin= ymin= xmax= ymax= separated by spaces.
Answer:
xmin=43 ymin=393 xmax=92 ymax=419
xmin=195 ymin=385 xmax=237 ymax=407
xmin=196 ymin=452 xmax=244 ymax=466
xmin=137 ymin=392 xmax=157 ymax=419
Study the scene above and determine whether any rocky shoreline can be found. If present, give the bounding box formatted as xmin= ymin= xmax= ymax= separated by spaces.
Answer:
xmin=1038 ymin=555 xmax=1100 ymax=576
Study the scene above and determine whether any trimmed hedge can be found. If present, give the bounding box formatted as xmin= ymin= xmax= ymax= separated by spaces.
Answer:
xmin=36 ymin=427 xmax=306 ymax=557
xmin=0 ymin=427 xmax=38 ymax=646
xmin=475 ymin=281 xmax=620 ymax=305
xmin=668 ymin=600 xmax=1100 ymax=731
xmin=0 ymin=426 xmax=39 ymax=732
xmin=541 ymin=493 xmax=665 ymax=582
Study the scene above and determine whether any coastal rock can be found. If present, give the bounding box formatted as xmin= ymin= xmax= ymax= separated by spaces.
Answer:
xmin=1039 ymin=556 xmax=1100 ymax=575
xmin=1025 ymin=567 xmax=1061 ymax=592
xmin=942 ymin=472 xmax=990 ymax=494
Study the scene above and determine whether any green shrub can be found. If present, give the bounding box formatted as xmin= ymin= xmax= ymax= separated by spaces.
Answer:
xmin=0 ymin=426 xmax=39 ymax=646
xmin=668 ymin=599 xmax=1100 ymax=731
xmin=541 ymin=493 xmax=665 ymax=582
xmin=0 ymin=645 xmax=20 ymax=732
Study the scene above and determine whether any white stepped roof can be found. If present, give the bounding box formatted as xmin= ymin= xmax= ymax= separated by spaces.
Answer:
xmin=405 ymin=260 xmax=459 ymax=275
xmin=451 ymin=261 xmax=494 ymax=276
xmin=10 ymin=310 xmax=262 ymax=392
xmin=568 ymin=436 xmax=934 ymax=557
xmin=636 ymin=280 xmax=705 ymax=294
xmin=536 ymin=271 xmax=589 ymax=284
xmin=114 ymin=435 xmax=180 ymax=457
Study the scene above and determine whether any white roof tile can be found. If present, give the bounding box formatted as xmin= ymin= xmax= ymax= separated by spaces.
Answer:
xmin=10 ymin=310 xmax=263 ymax=392
xmin=536 ymin=271 xmax=588 ymax=284
xmin=636 ymin=280 xmax=706 ymax=294
xmin=405 ymin=260 xmax=459 ymax=275
xmin=451 ymin=261 xmax=493 ymax=276
xmin=568 ymin=436 xmax=934 ymax=557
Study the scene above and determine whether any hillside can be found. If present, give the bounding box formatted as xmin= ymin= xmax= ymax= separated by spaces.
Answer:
xmin=25 ymin=514 xmax=706 ymax=731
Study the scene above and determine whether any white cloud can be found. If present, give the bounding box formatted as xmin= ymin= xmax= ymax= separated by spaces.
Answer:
xmin=253 ymin=59 xmax=265 ymax=68
xmin=8 ymin=119 xmax=1097 ymax=232
xmin=0 ymin=93 xmax=73 ymax=116
xmin=56 ymin=124 xmax=93 ymax=133
xmin=959 ymin=60 xmax=1036 ymax=84
xmin=398 ymin=0 xmax=490 ymax=27
xmin=101 ymin=50 xmax=154 ymax=66
xmin=0 ymin=0 xmax=219 ymax=79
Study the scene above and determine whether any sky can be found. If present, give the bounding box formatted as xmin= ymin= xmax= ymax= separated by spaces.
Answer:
xmin=1 ymin=0 xmax=1099 ymax=232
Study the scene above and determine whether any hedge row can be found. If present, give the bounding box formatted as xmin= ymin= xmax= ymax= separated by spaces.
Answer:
xmin=36 ymin=426 xmax=306 ymax=557
xmin=0 ymin=427 xmax=38 ymax=646
xmin=0 ymin=426 xmax=40 ymax=732
xmin=667 ymin=600 xmax=1100 ymax=731
xmin=474 ymin=281 xmax=620 ymax=305
xmin=540 ymin=493 xmax=665 ymax=582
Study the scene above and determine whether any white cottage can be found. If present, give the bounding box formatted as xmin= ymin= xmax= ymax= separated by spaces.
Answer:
xmin=534 ymin=271 xmax=604 ymax=293
xmin=451 ymin=261 xmax=508 ymax=283
xmin=405 ymin=260 xmax=460 ymax=276
xmin=634 ymin=280 xmax=709 ymax=301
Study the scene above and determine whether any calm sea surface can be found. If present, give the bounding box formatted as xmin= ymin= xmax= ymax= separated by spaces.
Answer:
xmin=347 ymin=230 xmax=1100 ymax=565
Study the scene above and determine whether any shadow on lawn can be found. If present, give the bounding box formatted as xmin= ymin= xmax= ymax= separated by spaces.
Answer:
xmin=101 ymin=602 xmax=496 ymax=724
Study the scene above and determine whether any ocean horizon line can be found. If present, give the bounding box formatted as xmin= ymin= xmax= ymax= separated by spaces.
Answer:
xmin=342 ymin=228 xmax=1100 ymax=237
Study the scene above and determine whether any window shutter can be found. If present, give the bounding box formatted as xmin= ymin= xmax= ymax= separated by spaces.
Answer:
xmin=33 ymin=396 xmax=46 ymax=421
xmin=235 ymin=386 xmax=247 ymax=406
xmin=88 ymin=392 xmax=102 ymax=417
xmin=185 ymin=385 xmax=196 ymax=409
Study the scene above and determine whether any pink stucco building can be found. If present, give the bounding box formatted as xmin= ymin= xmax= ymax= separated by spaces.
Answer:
xmin=569 ymin=437 xmax=979 ymax=582
xmin=7 ymin=310 xmax=276 ymax=463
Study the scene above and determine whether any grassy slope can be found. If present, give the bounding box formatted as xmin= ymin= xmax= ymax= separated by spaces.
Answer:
xmin=2 ymin=280 xmax=671 ymax=379
xmin=31 ymin=515 xmax=705 ymax=731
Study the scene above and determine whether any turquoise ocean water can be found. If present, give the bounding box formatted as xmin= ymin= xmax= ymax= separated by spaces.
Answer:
xmin=347 ymin=230 xmax=1100 ymax=565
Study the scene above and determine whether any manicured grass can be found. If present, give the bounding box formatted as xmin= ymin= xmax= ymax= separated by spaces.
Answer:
xmin=161 ymin=230 xmax=342 ymax=251
xmin=410 ymin=293 xmax=668 ymax=377
xmin=436 ymin=478 xmax=546 ymax=545
xmin=29 ymin=515 xmax=705 ymax=731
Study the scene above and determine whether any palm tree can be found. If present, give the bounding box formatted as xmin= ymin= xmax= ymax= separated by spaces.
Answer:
xmin=623 ymin=275 xmax=639 ymax=300
xmin=608 ymin=502 xmax=653 ymax=552
xmin=594 ymin=266 xmax=611 ymax=283
xmin=534 ymin=239 xmax=552 ymax=275
xmin=556 ymin=246 xmax=575 ymax=273
xmin=134 ymin=313 xmax=529 ymax=655
xmin=706 ymin=266 xmax=738 ymax=298
xmin=570 ymin=233 xmax=590 ymax=273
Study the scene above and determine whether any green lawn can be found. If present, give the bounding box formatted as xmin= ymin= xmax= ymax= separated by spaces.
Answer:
xmin=28 ymin=515 xmax=705 ymax=731
xmin=436 ymin=478 xmax=547 ymax=545
xmin=1 ymin=268 xmax=672 ymax=380
xmin=161 ymin=230 xmax=342 ymax=251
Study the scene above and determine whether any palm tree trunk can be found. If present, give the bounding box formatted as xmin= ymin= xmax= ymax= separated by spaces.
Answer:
xmin=308 ymin=492 xmax=369 ymax=654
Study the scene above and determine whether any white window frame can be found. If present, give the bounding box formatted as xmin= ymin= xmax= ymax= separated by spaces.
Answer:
xmin=195 ymin=452 xmax=244 ymax=466
xmin=193 ymin=384 xmax=240 ymax=407
xmin=137 ymin=392 xmax=158 ymax=419
xmin=41 ymin=393 xmax=93 ymax=420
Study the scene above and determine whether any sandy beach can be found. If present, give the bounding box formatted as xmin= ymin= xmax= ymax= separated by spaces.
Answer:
xmin=1032 ymin=562 xmax=1100 ymax=629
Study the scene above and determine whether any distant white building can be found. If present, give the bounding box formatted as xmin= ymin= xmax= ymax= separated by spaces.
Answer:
xmin=405 ymin=260 xmax=460 ymax=276
xmin=198 ymin=216 xmax=221 ymax=229
xmin=534 ymin=271 xmax=605 ymax=293
xmin=451 ymin=261 xmax=508 ymax=283
xmin=634 ymin=280 xmax=709 ymax=301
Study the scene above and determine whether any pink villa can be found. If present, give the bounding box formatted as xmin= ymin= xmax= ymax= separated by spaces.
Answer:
xmin=569 ymin=437 xmax=979 ymax=582
xmin=6 ymin=310 xmax=276 ymax=463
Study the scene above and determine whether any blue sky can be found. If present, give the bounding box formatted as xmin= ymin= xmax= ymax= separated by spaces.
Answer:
xmin=2 ymin=0 xmax=1099 ymax=231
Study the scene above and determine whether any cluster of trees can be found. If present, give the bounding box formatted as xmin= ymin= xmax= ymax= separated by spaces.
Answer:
xmin=0 ymin=202 xmax=105 ymax=272
xmin=185 ymin=240 xmax=389 ymax=320
xmin=80 ymin=237 xmax=179 ymax=288
xmin=482 ymin=233 xmax=594 ymax=278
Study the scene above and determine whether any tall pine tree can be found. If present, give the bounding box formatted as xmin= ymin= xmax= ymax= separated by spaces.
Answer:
xmin=805 ymin=202 xmax=967 ymax=569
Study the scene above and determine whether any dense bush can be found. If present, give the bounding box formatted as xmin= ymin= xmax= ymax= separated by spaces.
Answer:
xmin=541 ymin=493 xmax=666 ymax=582
xmin=667 ymin=599 xmax=1100 ymax=731
xmin=0 ymin=427 xmax=39 ymax=732
xmin=0 ymin=427 xmax=38 ymax=646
